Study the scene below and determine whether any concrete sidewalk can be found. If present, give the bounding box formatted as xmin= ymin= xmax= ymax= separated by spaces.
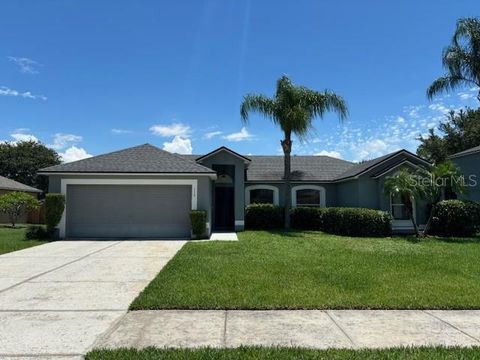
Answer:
xmin=96 ymin=310 xmax=480 ymax=350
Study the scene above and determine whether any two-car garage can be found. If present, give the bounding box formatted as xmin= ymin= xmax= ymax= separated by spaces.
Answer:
xmin=65 ymin=184 xmax=193 ymax=239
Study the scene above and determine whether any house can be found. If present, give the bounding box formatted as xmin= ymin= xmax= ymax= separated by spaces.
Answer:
xmin=0 ymin=175 xmax=42 ymax=224
xmin=38 ymin=144 xmax=431 ymax=239
xmin=449 ymin=145 xmax=480 ymax=201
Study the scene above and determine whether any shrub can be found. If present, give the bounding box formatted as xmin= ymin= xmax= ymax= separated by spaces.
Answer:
xmin=322 ymin=207 xmax=392 ymax=237
xmin=25 ymin=225 xmax=50 ymax=240
xmin=290 ymin=207 xmax=325 ymax=230
xmin=245 ymin=203 xmax=283 ymax=230
xmin=430 ymin=200 xmax=480 ymax=237
xmin=0 ymin=191 xmax=40 ymax=227
xmin=45 ymin=193 xmax=65 ymax=232
xmin=190 ymin=210 xmax=207 ymax=238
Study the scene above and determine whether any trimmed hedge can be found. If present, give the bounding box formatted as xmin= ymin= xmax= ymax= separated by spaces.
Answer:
xmin=190 ymin=210 xmax=207 ymax=238
xmin=430 ymin=200 xmax=480 ymax=237
xmin=290 ymin=207 xmax=325 ymax=230
xmin=45 ymin=193 xmax=65 ymax=232
xmin=291 ymin=206 xmax=392 ymax=237
xmin=245 ymin=204 xmax=283 ymax=230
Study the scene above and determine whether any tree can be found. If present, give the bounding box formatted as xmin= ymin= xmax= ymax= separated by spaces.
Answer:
xmin=416 ymin=162 xmax=466 ymax=235
xmin=0 ymin=192 xmax=40 ymax=227
xmin=240 ymin=75 xmax=348 ymax=228
xmin=383 ymin=169 xmax=422 ymax=237
xmin=0 ymin=141 xmax=61 ymax=192
xmin=427 ymin=17 xmax=480 ymax=101
xmin=417 ymin=108 xmax=480 ymax=163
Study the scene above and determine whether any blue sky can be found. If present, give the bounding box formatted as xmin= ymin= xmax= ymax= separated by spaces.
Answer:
xmin=1 ymin=1 xmax=478 ymax=162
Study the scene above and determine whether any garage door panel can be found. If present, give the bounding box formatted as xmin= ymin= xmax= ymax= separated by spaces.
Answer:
xmin=66 ymin=185 xmax=191 ymax=238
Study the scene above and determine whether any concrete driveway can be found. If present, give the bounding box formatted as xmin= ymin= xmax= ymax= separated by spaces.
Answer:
xmin=0 ymin=240 xmax=185 ymax=359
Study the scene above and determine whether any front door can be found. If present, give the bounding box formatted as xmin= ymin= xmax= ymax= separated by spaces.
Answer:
xmin=214 ymin=187 xmax=234 ymax=230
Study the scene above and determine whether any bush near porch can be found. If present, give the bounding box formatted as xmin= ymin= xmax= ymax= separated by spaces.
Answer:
xmin=430 ymin=200 xmax=480 ymax=237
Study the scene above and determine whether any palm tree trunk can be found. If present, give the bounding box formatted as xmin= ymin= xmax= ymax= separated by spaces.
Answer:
xmin=281 ymin=133 xmax=292 ymax=229
xmin=423 ymin=203 xmax=436 ymax=236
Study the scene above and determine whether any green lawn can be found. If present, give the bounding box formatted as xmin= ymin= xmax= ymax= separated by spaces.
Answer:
xmin=86 ymin=346 xmax=480 ymax=360
xmin=130 ymin=231 xmax=480 ymax=310
xmin=0 ymin=226 xmax=48 ymax=255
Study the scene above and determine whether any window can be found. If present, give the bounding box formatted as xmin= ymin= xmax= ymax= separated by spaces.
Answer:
xmin=292 ymin=185 xmax=326 ymax=207
xmin=390 ymin=193 xmax=413 ymax=220
xmin=245 ymin=185 xmax=279 ymax=205
xmin=250 ymin=189 xmax=274 ymax=204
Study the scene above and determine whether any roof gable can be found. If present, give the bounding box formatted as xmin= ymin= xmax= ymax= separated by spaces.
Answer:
xmin=196 ymin=146 xmax=251 ymax=164
xmin=39 ymin=144 xmax=215 ymax=174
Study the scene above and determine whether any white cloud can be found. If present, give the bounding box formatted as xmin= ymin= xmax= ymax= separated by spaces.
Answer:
xmin=48 ymin=133 xmax=82 ymax=150
xmin=396 ymin=116 xmax=405 ymax=124
xmin=223 ymin=127 xmax=254 ymax=142
xmin=150 ymin=123 xmax=191 ymax=137
xmin=315 ymin=150 xmax=342 ymax=159
xmin=163 ymin=136 xmax=192 ymax=154
xmin=10 ymin=132 xmax=38 ymax=142
xmin=59 ymin=146 xmax=92 ymax=163
xmin=111 ymin=128 xmax=132 ymax=134
xmin=203 ymin=130 xmax=223 ymax=139
xmin=0 ymin=86 xmax=47 ymax=100
xmin=8 ymin=56 xmax=40 ymax=74
xmin=458 ymin=91 xmax=475 ymax=100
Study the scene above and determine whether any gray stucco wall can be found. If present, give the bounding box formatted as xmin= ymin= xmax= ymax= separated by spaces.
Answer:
xmin=47 ymin=174 xmax=213 ymax=234
xmin=198 ymin=151 xmax=246 ymax=231
xmin=452 ymin=153 xmax=480 ymax=202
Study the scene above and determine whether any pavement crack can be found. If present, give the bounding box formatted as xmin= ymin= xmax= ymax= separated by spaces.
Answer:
xmin=0 ymin=241 xmax=122 ymax=294
xmin=325 ymin=311 xmax=357 ymax=348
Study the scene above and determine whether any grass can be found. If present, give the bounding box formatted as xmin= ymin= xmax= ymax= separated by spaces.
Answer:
xmin=0 ymin=225 xmax=48 ymax=255
xmin=130 ymin=231 xmax=480 ymax=310
xmin=86 ymin=346 xmax=480 ymax=359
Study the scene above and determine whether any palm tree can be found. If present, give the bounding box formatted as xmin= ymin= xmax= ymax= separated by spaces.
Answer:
xmin=383 ymin=170 xmax=422 ymax=237
xmin=427 ymin=17 xmax=480 ymax=101
xmin=240 ymin=75 xmax=348 ymax=228
xmin=416 ymin=161 xmax=466 ymax=235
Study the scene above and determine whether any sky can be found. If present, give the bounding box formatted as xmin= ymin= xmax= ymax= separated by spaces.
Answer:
xmin=1 ymin=1 xmax=479 ymax=163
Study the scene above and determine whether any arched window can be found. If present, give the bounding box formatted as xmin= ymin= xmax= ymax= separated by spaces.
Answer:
xmin=245 ymin=185 xmax=279 ymax=205
xmin=292 ymin=185 xmax=326 ymax=207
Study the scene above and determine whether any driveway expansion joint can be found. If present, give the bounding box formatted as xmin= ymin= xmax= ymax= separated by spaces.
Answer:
xmin=423 ymin=310 xmax=480 ymax=343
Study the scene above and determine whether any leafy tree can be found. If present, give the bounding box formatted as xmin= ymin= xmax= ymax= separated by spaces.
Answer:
xmin=427 ymin=17 xmax=480 ymax=101
xmin=416 ymin=161 xmax=466 ymax=235
xmin=383 ymin=170 xmax=422 ymax=237
xmin=240 ymin=75 xmax=348 ymax=228
xmin=0 ymin=192 xmax=40 ymax=227
xmin=417 ymin=108 xmax=480 ymax=163
xmin=0 ymin=141 xmax=61 ymax=192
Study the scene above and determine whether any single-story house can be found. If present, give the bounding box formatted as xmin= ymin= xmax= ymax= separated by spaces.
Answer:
xmin=450 ymin=145 xmax=480 ymax=201
xmin=38 ymin=143 xmax=432 ymax=239
xmin=0 ymin=175 xmax=42 ymax=224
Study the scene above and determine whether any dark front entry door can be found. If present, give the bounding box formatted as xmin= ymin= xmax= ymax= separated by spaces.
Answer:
xmin=214 ymin=187 xmax=234 ymax=230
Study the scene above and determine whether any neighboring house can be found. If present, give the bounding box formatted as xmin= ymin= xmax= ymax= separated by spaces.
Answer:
xmin=38 ymin=144 xmax=431 ymax=239
xmin=449 ymin=145 xmax=480 ymax=202
xmin=0 ymin=175 xmax=42 ymax=224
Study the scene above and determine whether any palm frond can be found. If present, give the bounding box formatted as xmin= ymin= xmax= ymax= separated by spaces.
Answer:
xmin=427 ymin=75 xmax=467 ymax=100
xmin=240 ymin=94 xmax=276 ymax=124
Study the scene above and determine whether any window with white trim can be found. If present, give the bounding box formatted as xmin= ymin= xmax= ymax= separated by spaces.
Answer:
xmin=245 ymin=185 xmax=279 ymax=206
xmin=292 ymin=185 xmax=326 ymax=207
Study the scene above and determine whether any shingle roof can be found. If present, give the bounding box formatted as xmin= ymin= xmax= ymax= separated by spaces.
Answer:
xmin=0 ymin=176 xmax=41 ymax=193
xmin=449 ymin=145 xmax=480 ymax=159
xmin=334 ymin=151 xmax=401 ymax=180
xmin=39 ymin=144 xmax=215 ymax=174
xmin=245 ymin=155 xmax=355 ymax=181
